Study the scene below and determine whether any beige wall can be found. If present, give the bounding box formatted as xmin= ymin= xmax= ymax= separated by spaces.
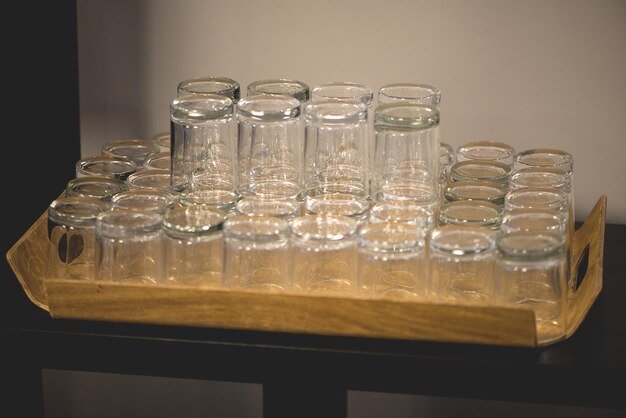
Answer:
xmin=77 ymin=0 xmax=626 ymax=223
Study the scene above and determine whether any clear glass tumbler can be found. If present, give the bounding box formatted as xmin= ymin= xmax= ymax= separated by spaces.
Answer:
xmin=303 ymin=99 xmax=369 ymax=198
xmin=495 ymin=230 xmax=567 ymax=346
xmin=170 ymin=94 xmax=237 ymax=207
xmin=163 ymin=205 xmax=225 ymax=287
xmin=429 ymin=225 xmax=496 ymax=305
xmin=289 ymin=214 xmax=358 ymax=296
xmin=372 ymin=103 xmax=440 ymax=207
xmin=311 ymin=82 xmax=374 ymax=192
xmin=357 ymin=221 xmax=427 ymax=300
xmin=48 ymin=197 xmax=110 ymax=280
xmin=236 ymin=94 xmax=303 ymax=200
xmin=95 ymin=209 xmax=164 ymax=284
xmin=222 ymin=215 xmax=290 ymax=292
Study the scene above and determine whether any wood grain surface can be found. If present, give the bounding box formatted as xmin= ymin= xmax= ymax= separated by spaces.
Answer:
xmin=7 ymin=195 xmax=607 ymax=347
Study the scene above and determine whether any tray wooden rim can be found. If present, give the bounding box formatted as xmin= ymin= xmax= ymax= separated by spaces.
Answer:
xmin=6 ymin=195 xmax=607 ymax=348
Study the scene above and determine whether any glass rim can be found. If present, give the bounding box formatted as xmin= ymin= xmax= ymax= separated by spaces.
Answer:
xmin=438 ymin=200 xmax=502 ymax=227
xmin=303 ymin=99 xmax=368 ymax=124
xmin=76 ymin=155 xmax=137 ymax=180
xmin=162 ymin=205 xmax=225 ymax=237
xmin=247 ymin=78 xmax=310 ymax=102
xmin=66 ymin=175 xmax=129 ymax=199
xmin=449 ymin=159 xmax=512 ymax=182
xmin=456 ymin=140 xmax=516 ymax=161
xmin=513 ymin=148 xmax=573 ymax=172
xmin=496 ymin=230 xmax=564 ymax=259
xmin=48 ymin=196 xmax=110 ymax=226
xmin=429 ymin=225 xmax=495 ymax=255
xmin=171 ymin=94 xmax=234 ymax=122
xmin=95 ymin=209 xmax=163 ymax=238
xmin=374 ymin=102 xmax=440 ymax=129
xmin=377 ymin=82 xmax=441 ymax=105
xmin=176 ymin=76 xmax=241 ymax=101
xmin=236 ymin=94 xmax=301 ymax=120
xmin=311 ymin=81 xmax=373 ymax=106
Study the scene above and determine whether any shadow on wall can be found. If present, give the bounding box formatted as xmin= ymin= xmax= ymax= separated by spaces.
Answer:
xmin=77 ymin=0 xmax=150 ymax=157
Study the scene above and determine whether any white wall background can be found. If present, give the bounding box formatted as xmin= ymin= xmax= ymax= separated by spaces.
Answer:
xmin=77 ymin=0 xmax=626 ymax=224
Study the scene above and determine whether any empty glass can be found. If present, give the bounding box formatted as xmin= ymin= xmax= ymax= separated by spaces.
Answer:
xmin=170 ymin=94 xmax=237 ymax=205
xmin=311 ymin=82 xmax=374 ymax=191
xmin=236 ymin=94 xmax=303 ymax=200
xmin=290 ymin=214 xmax=358 ymax=296
xmin=371 ymin=102 xmax=440 ymax=207
xmin=95 ymin=209 xmax=164 ymax=284
xmin=429 ymin=225 xmax=496 ymax=304
xmin=222 ymin=215 xmax=290 ymax=292
xmin=163 ymin=206 xmax=225 ymax=287
xmin=357 ymin=221 xmax=427 ymax=300
xmin=303 ymin=99 xmax=369 ymax=198
xmin=48 ymin=197 xmax=109 ymax=280
xmin=495 ymin=230 xmax=567 ymax=345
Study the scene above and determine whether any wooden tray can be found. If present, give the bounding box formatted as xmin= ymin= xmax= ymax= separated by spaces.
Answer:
xmin=6 ymin=195 xmax=606 ymax=348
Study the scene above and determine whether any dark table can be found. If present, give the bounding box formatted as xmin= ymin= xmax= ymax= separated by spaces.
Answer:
xmin=2 ymin=223 xmax=625 ymax=418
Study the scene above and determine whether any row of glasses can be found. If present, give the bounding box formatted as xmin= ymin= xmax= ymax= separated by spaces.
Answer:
xmin=439 ymin=141 xmax=574 ymax=344
xmin=167 ymin=77 xmax=443 ymax=219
